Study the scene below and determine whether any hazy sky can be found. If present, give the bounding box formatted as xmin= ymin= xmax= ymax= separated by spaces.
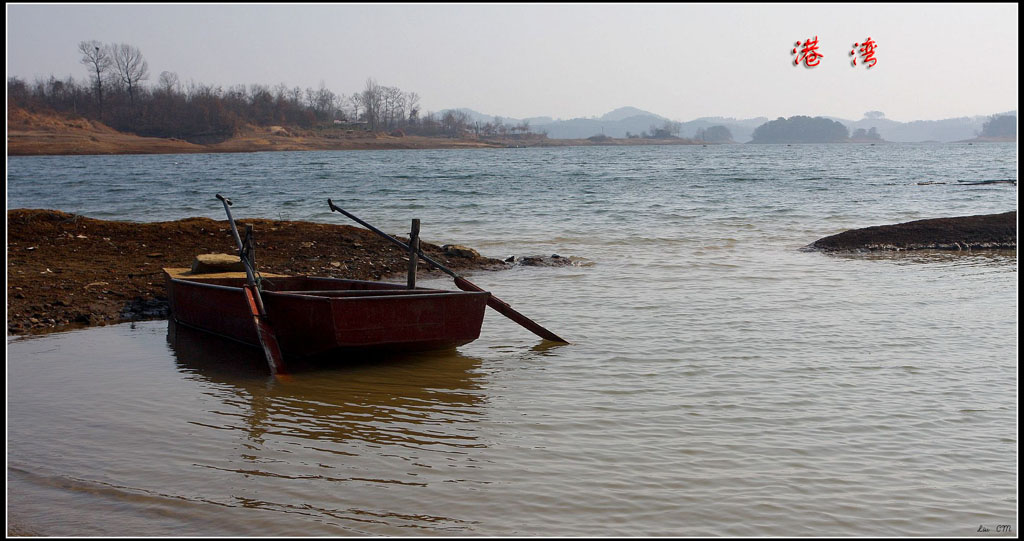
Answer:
xmin=6 ymin=3 xmax=1018 ymax=122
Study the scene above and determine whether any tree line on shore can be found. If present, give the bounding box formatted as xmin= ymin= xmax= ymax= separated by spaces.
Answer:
xmin=7 ymin=40 xmax=544 ymax=143
xmin=977 ymin=115 xmax=1016 ymax=138
xmin=10 ymin=41 xmax=1014 ymax=145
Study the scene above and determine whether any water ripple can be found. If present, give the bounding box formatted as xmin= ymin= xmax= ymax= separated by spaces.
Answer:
xmin=6 ymin=144 xmax=1018 ymax=536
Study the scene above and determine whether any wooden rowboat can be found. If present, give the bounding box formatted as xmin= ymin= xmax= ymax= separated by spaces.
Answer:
xmin=164 ymin=268 xmax=489 ymax=361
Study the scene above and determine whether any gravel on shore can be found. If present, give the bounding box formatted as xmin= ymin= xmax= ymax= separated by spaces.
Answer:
xmin=7 ymin=209 xmax=506 ymax=336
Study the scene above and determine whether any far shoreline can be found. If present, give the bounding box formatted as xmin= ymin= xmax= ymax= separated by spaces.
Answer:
xmin=8 ymin=131 xmax=1014 ymax=158
xmin=8 ymin=107 xmax=1015 ymax=157
xmin=5 ymin=132 xmax=715 ymax=157
xmin=6 ymin=119 xmax=713 ymax=158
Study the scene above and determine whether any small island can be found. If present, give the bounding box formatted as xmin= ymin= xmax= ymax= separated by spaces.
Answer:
xmin=749 ymin=115 xmax=852 ymax=144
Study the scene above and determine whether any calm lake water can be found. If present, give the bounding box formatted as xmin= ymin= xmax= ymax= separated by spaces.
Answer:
xmin=6 ymin=143 xmax=1018 ymax=536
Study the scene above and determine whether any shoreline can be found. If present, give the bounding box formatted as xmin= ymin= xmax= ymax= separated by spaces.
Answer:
xmin=6 ymin=107 xmax=707 ymax=156
xmin=9 ymin=209 xmax=1016 ymax=337
xmin=8 ymin=132 xmax=1013 ymax=157
xmin=7 ymin=107 xmax=1015 ymax=157
xmin=5 ymin=131 xmax=709 ymax=156
xmin=6 ymin=209 xmax=508 ymax=336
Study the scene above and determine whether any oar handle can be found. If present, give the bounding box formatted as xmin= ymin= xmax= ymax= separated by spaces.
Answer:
xmin=328 ymin=199 xmax=569 ymax=344
xmin=217 ymin=194 xmax=244 ymax=253
xmin=215 ymin=194 xmax=287 ymax=375
xmin=217 ymin=194 xmax=263 ymax=312
xmin=328 ymin=198 xmax=458 ymax=279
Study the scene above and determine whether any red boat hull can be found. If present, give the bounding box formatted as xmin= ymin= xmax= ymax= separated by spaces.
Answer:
xmin=165 ymin=270 xmax=488 ymax=360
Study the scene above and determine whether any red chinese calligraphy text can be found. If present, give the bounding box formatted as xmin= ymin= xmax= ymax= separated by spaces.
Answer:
xmin=793 ymin=36 xmax=824 ymax=67
xmin=850 ymin=37 xmax=878 ymax=68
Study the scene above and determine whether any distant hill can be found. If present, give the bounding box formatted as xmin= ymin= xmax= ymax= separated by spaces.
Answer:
xmin=440 ymin=107 xmax=1015 ymax=143
xmin=445 ymin=108 xmax=503 ymax=125
xmin=533 ymin=107 xmax=672 ymax=139
xmin=600 ymin=106 xmax=667 ymax=122
xmin=678 ymin=117 xmax=768 ymax=143
xmin=437 ymin=106 xmax=670 ymax=139
xmin=831 ymin=114 xmax=1007 ymax=143
xmin=538 ymin=115 xmax=665 ymax=139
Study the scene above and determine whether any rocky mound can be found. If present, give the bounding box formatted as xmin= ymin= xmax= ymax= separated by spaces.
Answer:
xmin=807 ymin=211 xmax=1016 ymax=252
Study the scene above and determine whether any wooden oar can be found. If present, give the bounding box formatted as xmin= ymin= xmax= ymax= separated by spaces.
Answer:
xmin=327 ymin=198 xmax=569 ymax=344
xmin=216 ymin=194 xmax=288 ymax=375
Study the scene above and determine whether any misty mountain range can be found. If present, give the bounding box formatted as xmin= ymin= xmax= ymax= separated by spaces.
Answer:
xmin=447 ymin=106 xmax=1017 ymax=142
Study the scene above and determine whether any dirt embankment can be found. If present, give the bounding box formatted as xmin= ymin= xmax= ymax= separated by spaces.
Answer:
xmin=7 ymin=209 xmax=507 ymax=336
xmin=6 ymin=106 xmax=703 ymax=156
xmin=5 ymin=107 xmax=506 ymax=155
xmin=807 ymin=211 xmax=1017 ymax=252
xmin=7 ymin=107 xmax=208 ymax=155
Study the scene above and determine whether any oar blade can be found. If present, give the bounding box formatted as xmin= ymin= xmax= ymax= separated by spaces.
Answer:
xmin=454 ymin=277 xmax=569 ymax=344
xmin=244 ymin=284 xmax=287 ymax=375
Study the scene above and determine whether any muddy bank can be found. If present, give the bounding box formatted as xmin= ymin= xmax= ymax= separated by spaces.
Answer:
xmin=807 ymin=211 xmax=1017 ymax=252
xmin=6 ymin=209 xmax=508 ymax=336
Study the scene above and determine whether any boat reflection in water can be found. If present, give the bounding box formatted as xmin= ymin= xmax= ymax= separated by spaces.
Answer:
xmin=164 ymin=320 xmax=496 ymax=534
xmin=166 ymin=318 xmax=489 ymax=456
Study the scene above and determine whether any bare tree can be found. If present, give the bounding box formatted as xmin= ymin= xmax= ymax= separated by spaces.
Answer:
xmin=333 ymin=93 xmax=349 ymax=121
xmin=273 ymin=82 xmax=289 ymax=101
xmin=360 ymin=78 xmax=383 ymax=130
xmin=384 ymin=86 xmax=405 ymax=129
xmin=348 ymin=93 xmax=362 ymax=122
xmin=158 ymin=71 xmax=179 ymax=95
xmin=648 ymin=120 xmax=681 ymax=139
xmin=78 ymin=40 xmax=112 ymax=118
xmin=380 ymin=86 xmax=393 ymax=128
xmin=249 ymin=83 xmax=274 ymax=124
xmin=112 ymin=43 xmax=149 ymax=112
xmin=440 ymin=109 xmax=470 ymax=137
xmin=441 ymin=110 xmax=457 ymax=136
xmin=406 ymin=91 xmax=420 ymax=125
xmin=420 ymin=111 xmax=440 ymax=135
xmin=315 ymin=81 xmax=336 ymax=121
